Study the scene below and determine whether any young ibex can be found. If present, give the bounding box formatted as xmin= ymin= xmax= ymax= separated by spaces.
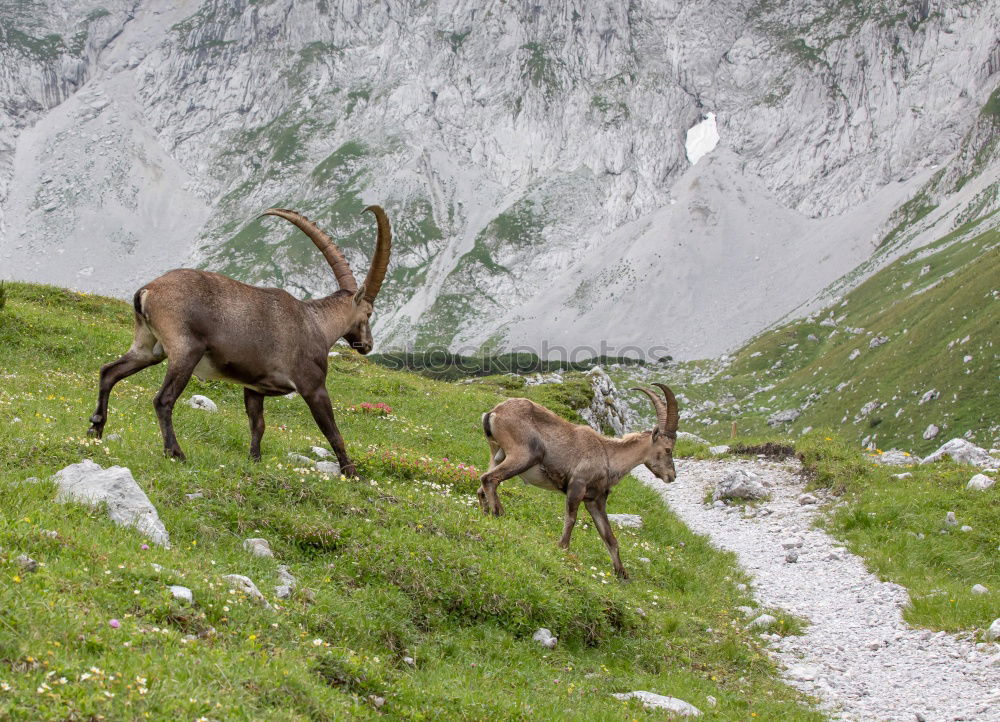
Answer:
xmin=478 ymin=384 xmax=679 ymax=579
xmin=87 ymin=206 xmax=391 ymax=476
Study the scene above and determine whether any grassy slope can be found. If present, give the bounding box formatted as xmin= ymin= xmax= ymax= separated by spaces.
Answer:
xmin=0 ymin=284 xmax=819 ymax=720
xmin=623 ymin=215 xmax=998 ymax=454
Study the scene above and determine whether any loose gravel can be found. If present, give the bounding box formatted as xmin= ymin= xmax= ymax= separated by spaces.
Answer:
xmin=633 ymin=457 xmax=1000 ymax=721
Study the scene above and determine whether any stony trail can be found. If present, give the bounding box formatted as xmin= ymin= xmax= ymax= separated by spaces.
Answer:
xmin=632 ymin=458 xmax=1000 ymax=721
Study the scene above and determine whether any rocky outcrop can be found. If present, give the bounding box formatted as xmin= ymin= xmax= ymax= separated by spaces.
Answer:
xmin=578 ymin=367 xmax=636 ymax=436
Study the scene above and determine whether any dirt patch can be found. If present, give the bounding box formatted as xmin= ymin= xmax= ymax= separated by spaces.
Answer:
xmin=729 ymin=442 xmax=798 ymax=460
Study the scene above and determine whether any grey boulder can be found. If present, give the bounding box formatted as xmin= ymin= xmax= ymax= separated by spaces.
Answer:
xmin=922 ymin=439 xmax=998 ymax=468
xmin=611 ymin=691 xmax=701 ymax=716
xmin=713 ymin=469 xmax=769 ymax=502
xmin=52 ymin=460 xmax=170 ymax=548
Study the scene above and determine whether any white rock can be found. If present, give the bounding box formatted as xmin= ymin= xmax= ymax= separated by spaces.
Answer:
xmin=713 ymin=469 xmax=769 ymax=502
xmin=185 ymin=492 xmax=203 ymax=500
xmin=169 ymin=585 xmax=193 ymax=604
xmin=849 ymin=349 xmax=861 ymax=361
xmin=315 ymin=461 xmax=342 ymax=476
xmin=638 ymin=557 xmax=652 ymax=564
xmin=15 ymin=555 xmax=38 ymax=572
xmin=869 ymin=334 xmax=889 ymax=348
xmin=919 ymin=389 xmax=939 ymax=405
xmin=780 ymin=537 xmax=803 ymax=549
xmin=186 ymin=394 xmax=217 ymax=412
xmin=709 ymin=445 xmax=730 ymax=455
xmin=222 ymin=574 xmax=272 ymax=608
xmin=945 ymin=512 xmax=958 ymax=527
xmin=767 ymin=408 xmax=800 ymax=426
xmin=403 ymin=656 xmax=415 ymax=666
xmin=612 ymin=691 xmax=702 ymax=716
xmin=971 ymin=584 xmax=988 ymax=595
xmin=786 ymin=663 xmax=820 ymax=681
xmin=311 ymin=446 xmax=332 ymax=458
xmin=961 ymin=525 xmax=973 ymax=532
xmin=532 ymin=627 xmax=557 ymax=649
xmin=986 ymin=619 xmax=1000 ymax=641
xmin=923 ymin=424 xmax=940 ymax=440
xmin=243 ymin=538 xmax=274 ymax=558
xmin=275 ymin=564 xmax=297 ymax=598
xmin=287 ymin=452 xmax=315 ymax=466
xmin=785 ymin=550 xmax=799 ymax=563
xmin=966 ymin=474 xmax=995 ymax=491
xmin=922 ymin=439 xmax=999 ymax=468
xmin=749 ymin=614 xmax=777 ymax=629
xmin=685 ymin=111 xmax=718 ymax=165
xmin=798 ymin=493 xmax=818 ymax=505
xmin=893 ymin=472 xmax=912 ymax=479
xmin=736 ymin=606 xmax=756 ymax=618
xmin=608 ymin=513 xmax=643 ymax=529
xmin=52 ymin=460 xmax=170 ymax=548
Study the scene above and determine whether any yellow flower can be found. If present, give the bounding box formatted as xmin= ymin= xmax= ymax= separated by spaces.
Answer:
xmin=12 ymin=576 xmax=20 ymax=584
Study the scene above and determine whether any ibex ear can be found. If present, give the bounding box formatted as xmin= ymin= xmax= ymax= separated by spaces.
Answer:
xmin=652 ymin=428 xmax=662 ymax=441
xmin=353 ymin=285 xmax=367 ymax=305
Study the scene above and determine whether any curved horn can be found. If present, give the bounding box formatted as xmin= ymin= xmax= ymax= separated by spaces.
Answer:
xmin=652 ymin=383 xmax=680 ymax=437
xmin=259 ymin=208 xmax=358 ymax=292
xmin=630 ymin=387 xmax=668 ymax=432
xmin=360 ymin=205 xmax=392 ymax=303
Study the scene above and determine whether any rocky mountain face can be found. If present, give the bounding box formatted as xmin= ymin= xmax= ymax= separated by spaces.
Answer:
xmin=1 ymin=0 xmax=998 ymax=359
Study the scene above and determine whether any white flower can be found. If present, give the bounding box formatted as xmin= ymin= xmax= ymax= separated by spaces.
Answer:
xmin=312 ymin=638 xmax=324 ymax=646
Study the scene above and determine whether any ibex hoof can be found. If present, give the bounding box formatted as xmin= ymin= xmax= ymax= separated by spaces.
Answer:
xmin=341 ymin=464 xmax=357 ymax=478
xmin=87 ymin=426 xmax=102 ymax=439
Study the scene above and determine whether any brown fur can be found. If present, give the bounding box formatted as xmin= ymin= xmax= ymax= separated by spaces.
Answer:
xmin=87 ymin=207 xmax=391 ymax=474
xmin=477 ymin=387 xmax=679 ymax=579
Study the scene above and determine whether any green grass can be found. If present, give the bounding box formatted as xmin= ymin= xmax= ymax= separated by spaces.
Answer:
xmin=796 ymin=433 xmax=999 ymax=635
xmin=0 ymin=283 xmax=821 ymax=720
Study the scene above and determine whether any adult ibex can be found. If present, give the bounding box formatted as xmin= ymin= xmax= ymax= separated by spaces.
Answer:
xmin=478 ymin=384 xmax=679 ymax=579
xmin=87 ymin=206 xmax=391 ymax=477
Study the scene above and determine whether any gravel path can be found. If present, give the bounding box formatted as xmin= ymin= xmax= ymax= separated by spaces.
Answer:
xmin=633 ymin=457 xmax=1000 ymax=721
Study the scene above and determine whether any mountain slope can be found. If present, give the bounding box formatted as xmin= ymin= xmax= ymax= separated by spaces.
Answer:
xmin=0 ymin=282 xmax=819 ymax=720
xmin=1 ymin=0 xmax=998 ymax=357
xmin=615 ymin=211 xmax=999 ymax=452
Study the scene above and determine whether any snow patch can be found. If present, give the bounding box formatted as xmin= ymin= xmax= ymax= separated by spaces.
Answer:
xmin=685 ymin=113 xmax=720 ymax=165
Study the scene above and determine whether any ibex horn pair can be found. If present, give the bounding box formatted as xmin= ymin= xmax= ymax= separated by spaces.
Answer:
xmin=258 ymin=206 xmax=391 ymax=302
xmin=630 ymin=384 xmax=679 ymax=438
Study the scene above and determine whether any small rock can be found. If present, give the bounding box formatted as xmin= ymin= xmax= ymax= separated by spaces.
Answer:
xmin=708 ymin=445 xmax=729 ymax=455
xmin=611 ymin=691 xmax=701 ymax=716
xmin=893 ymin=472 xmax=912 ymax=479
xmin=767 ymin=408 xmax=800 ymax=427
xmin=749 ymin=614 xmax=777 ymax=629
xmin=370 ymin=695 xmax=385 ymax=708
xmin=798 ymin=493 xmax=818 ymax=505
xmin=985 ymin=619 xmax=1000 ymax=641
xmin=712 ymin=500 xmax=726 ymax=508
xmin=169 ymin=585 xmax=193 ymax=604
xmin=186 ymin=395 xmax=217 ymax=412
xmin=967 ymin=474 xmax=996 ymax=491
xmin=608 ymin=513 xmax=643 ymax=529
xmin=945 ymin=512 xmax=958 ymax=527
xmin=315 ymin=461 xmax=341 ymax=476
xmin=222 ymin=574 xmax=272 ymax=608
xmin=922 ymin=438 xmax=999 ymax=468
xmin=961 ymin=525 xmax=973 ymax=532
xmin=15 ymin=555 xmax=38 ymax=572
xmin=403 ymin=656 xmax=415 ymax=666
xmin=287 ymin=452 xmax=314 ymax=466
xmin=736 ymin=583 xmax=747 ymax=592
xmin=918 ymin=389 xmax=939 ymax=405
xmin=243 ymin=538 xmax=274 ymax=558
xmin=311 ymin=446 xmax=332 ymax=458
xmin=866 ymin=639 xmax=883 ymax=650
xmin=869 ymin=334 xmax=889 ymax=348
xmin=848 ymin=349 xmax=861 ymax=361
xmin=706 ymin=695 xmax=717 ymax=708
xmin=105 ymin=433 xmax=121 ymax=442
xmin=786 ymin=664 xmax=820 ymax=681
xmin=972 ymin=584 xmax=988 ymax=595
xmin=275 ymin=564 xmax=297 ymax=598
xmin=713 ymin=469 xmax=769 ymax=502
xmin=532 ymin=627 xmax=557 ymax=649
xmin=275 ymin=585 xmax=293 ymax=599
xmin=923 ymin=424 xmax=940 ymax=441
xmin=635 ymin=607 xmax=647 ymax=618
xmin=736 ymin=606 xmax=756 ymax=618
xmin=638 ymin=557 xmax=651 ymax=564
xmin=780 ymin=537 xmax=803 ymax=549
xmin=785 ymin=550 xmax=799 ymax=563
xmin=185 ymin=492 xmax=204 ymax=500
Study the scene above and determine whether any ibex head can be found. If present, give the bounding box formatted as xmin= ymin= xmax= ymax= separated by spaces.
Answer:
xmin=260 ymin=205 xmax=392 ymax=355
xmin=630 ymin=383 xmax=680 ymax=483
